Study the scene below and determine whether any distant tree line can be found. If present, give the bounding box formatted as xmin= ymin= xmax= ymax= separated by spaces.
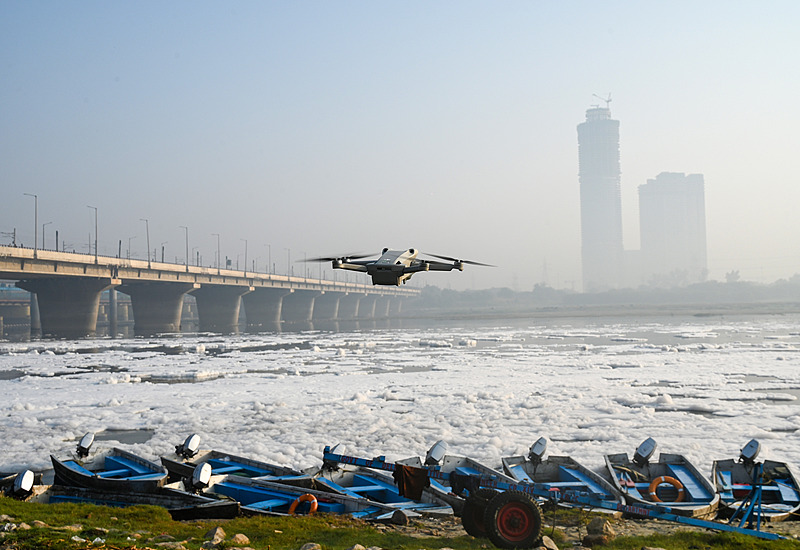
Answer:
xmin=407 ymin=274 xmax=800 ymax=316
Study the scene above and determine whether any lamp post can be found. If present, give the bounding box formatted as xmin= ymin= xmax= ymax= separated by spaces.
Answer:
xmin=23 ymin=193 xmax=37 ymax=258
xmin=180 ymin=226 xmax=189 ymax=271
xmin=42 ymin=221 xmax=52 ymax=249
xmin=160 ymin=241 xmax=168 ymax=263
xmin=241 ymin=239 xmax=248 ymax=277
xmin=127 ymin=236 xmax=136 ymax=259
xmin=212 ymin=233 xmax=220 ymax=273
xmin=140 ymin=218 xmax=150 ymax=268
xmin=87 ymin=205 xmax=98 ymax=263
xmin=285 ymin=248 xmax=290 ymax=277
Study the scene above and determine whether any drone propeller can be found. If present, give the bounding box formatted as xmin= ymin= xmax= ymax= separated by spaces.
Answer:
xmin=301 ymin=253 xmax=373 ymax=263
xmin=423 ymin=253 xmax=495 ymax=267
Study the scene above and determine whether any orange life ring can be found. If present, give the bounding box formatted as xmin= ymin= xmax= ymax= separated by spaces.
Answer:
xmin=647 ymin=475 xmax=685 ymax=502
xmin=288 ymin=493 xmax=318 ymax=515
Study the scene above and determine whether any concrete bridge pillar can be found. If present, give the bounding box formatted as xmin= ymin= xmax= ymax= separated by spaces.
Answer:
xmin=118 ymin=282 xmax=198 ymax=336
xmin=17 ymin=277 xmax=118 ymax=339
xmin=312 ymin=292 xmax=340 ymax=321
xmin=389 ymin=297 xmax=404 ymax=315
xmin=375 ymin=296 xmax=392 ymax=318
xmin=337 ymin=294 xmax=362 ymax=320
xmin=358 ymin=295 xmax=377 ymax=319
xmin=29 ymin=292 xmax=41 ymax=336
xmin=109 ymin=289 xmax=118 ymax=337
xmin=242 ymin=288 xmax=292 ymax=332
xmin=282 ymin=290 xmax=321 ymax=323
xmin=191 ymin=285 xmax=252 ymax=334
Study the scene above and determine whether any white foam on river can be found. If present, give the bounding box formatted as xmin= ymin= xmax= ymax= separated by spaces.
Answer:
xmin=1 ymin=313 xmax=798 ymax=482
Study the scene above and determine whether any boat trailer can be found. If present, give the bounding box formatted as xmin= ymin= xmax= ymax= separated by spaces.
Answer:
xmin=323 ymin=446 xmax=787 ymax=548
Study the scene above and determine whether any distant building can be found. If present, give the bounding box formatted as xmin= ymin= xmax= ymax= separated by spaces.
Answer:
xmin=577 ymin=106 xmax=624 ymax=291
xmin=638 ymin=172 xmax=708 ymax=286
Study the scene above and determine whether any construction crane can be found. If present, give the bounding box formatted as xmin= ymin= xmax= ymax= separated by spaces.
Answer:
xmin=593 ymin=93 xmax=612 ymax=109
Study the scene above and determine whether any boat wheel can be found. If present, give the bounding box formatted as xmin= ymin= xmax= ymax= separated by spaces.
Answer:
xmin=461 ymin=488 xmax=498 ymax=537
xmin=484 ymin=490 xmax=543 ymax=549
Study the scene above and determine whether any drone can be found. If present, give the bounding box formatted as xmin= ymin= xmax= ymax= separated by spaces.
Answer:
xmin=303 ymin=248 xmax=493 ymax=286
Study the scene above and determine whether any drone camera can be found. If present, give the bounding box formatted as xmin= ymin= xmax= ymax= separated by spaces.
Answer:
xmin=76 ymin=432 xmax=95 ymax=459
xmin=176 ymin=433 xmax=201 ymax=459
xmin=425 ymin=440 xmax=448 ymax=466
xmin=633 ymin=437 xmax=657 ymax=466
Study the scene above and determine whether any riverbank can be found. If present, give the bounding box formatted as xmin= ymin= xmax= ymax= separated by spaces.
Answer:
xmin=3 ymin=496 xmax=800 ymax=550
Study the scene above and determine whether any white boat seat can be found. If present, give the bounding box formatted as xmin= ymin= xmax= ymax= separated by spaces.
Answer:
xmin=776 ymin=481 xmax=800 ymax=503
xmin=560 ymin=467 xmax=609 ymax=496
xmin=63 ymin=460 xmax=95 ymax=476
xmin=96 ymin=468 xmax=131 ymax=478
xmin=105 ymin=455 xmax=153 ymax=475
xmin=125 ymin=473 xmax=166 ymax=480
xmin=667 ymin=464 xmax=713 ymax=501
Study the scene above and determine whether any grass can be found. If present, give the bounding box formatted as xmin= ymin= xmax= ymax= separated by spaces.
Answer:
xmin=0 ymin=495 xmax=481 ymax=550
xmin=2 ymin=495 xmax=800 ymax=550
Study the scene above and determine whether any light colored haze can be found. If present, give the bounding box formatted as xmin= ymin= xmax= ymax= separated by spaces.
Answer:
xmin=2 ymin=1 xmax=798 ymax=290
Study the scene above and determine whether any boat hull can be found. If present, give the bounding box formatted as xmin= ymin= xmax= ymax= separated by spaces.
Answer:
xmin=502 ymin=454 xmax=625 ymax=509
xmin=25 ymin=484 xmax=240 ymax=519
xmin=161 ymin=450 xmax=310 ymax=485
xmin=712 ymin=458 xmax=800 ymax=522
xmin=313 ymin=465 xmax=454 ymax=515
xmin=50 ymin=448 xmax=167 ymax=493
xmin=605 ymin=452 xmax=719 ymax=519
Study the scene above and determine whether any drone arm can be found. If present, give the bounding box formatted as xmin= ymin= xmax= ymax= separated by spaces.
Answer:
xmin=333 ymin=261 xmax=369 ymax=273
xmin=424 ymin=260 xmax=463 ymax=272
xmin=402 ymin=262 xmax=431 ymax=274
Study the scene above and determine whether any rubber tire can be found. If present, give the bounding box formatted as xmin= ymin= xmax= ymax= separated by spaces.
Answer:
xmin=483 ymin=490 xmax=543 ymax=549
xmin=461 ymin=488 xmax=498 ymax=538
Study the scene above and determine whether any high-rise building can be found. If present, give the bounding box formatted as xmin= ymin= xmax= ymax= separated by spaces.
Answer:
xmin=577 ymin=106 xmax=624 ymax=291
xmin=638 ymin=172 xmax=708 ymax=285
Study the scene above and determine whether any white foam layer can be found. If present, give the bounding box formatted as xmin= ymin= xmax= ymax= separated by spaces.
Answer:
xmin=1 ymin=315 xmax=798 ymax=482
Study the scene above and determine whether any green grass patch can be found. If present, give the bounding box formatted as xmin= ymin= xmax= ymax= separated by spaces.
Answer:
xmin=0 ymin=495 xmax=483 ymax=550
xmin=3 ymin=495 xmax=800 ymax=549
xmin=599 ymin=530 xmax=800 ymax=550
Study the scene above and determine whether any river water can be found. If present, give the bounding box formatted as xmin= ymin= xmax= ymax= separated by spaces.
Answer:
xmin=1 ymin=309 xmax=798 ymax=482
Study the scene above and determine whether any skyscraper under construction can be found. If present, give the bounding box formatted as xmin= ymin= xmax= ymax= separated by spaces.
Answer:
xmin=577 ymin=105 xmax=624 ymax=291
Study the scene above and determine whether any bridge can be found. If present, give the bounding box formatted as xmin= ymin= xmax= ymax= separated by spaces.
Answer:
xmin=0 ymin=245 xmax=418 ymax=339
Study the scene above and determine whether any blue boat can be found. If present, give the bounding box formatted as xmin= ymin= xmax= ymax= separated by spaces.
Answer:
xmin=604 ymin=438 xmax=719 ymax=519
xmin=50 ymin=447 xmax=167 ymax=494
xmin=712 ymin=439 xmax=800 ymax=522
xmin=397 ymin=440 xmax=514 ymax=501
xmin=313 ymin=464 xmax=454 ymax=515
xmin=161 ymin=434 xmax=310 ymax=485
xmin=200 ymin=474 xmax=401 ymax=519
xmin=502 ymin=437 xmax=625 ymax=509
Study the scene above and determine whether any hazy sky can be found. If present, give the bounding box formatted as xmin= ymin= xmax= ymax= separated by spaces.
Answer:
xmin=2 ymin=1 xmax=798 ymax=291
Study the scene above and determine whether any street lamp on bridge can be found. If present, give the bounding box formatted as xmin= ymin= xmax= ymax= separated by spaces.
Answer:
xmin=241 ymin=238 xmax=248 ymax=277
xmin=23 ymin=193 xmax=37 ymax=258
xmin=42 ymin=221 xmax=52 ymax=249
xmin=212 ymin=233 xmax=220 ymax=274
xmin=127 ymin=236 xmax=136 ymax=259
xmin=180 ymin=226 xmax=189 ymax=271
xmin=140 ymin=218 xmax=150 ymax=268
xmin=87 ymin=205 xmax=98 ymax=264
